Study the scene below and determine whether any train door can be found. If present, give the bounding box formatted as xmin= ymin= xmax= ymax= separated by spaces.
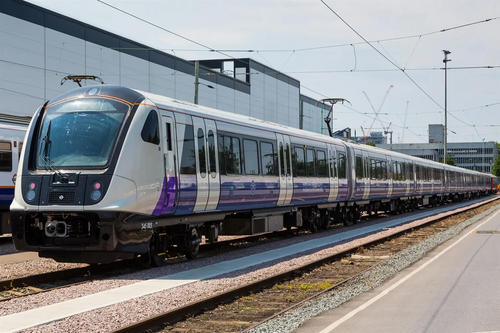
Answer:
xmin=353 ymin=149 xmax=368 ymax=200
xmin=387 ymin=156 xmax=393 ymax=197
xmin=277 ymin=134 xmax=293 ymax=205
xmin=161 ymin=115 xmax=178 ymax=213
xmin=192 ymin=117 xmax=220 ymax=211
xmin=204 ymin=120 xmax=220 ymax=210
xmin=327 ymin=145 xmax=338 ymax=202
xmin=362 ymin=151 xmax=370 ymax=199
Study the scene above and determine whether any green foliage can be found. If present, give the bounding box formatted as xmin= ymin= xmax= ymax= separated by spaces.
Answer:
xmin=440 ymin=154 xmax=456 ymax=166
xmin=492 ymin=156 xmax=500 ymax=176
xmin=365 ymin=141 xmax=376 ymax=147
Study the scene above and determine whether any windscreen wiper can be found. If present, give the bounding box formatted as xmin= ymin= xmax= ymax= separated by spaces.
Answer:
xmin=40 ymin=120 xmax=70 ymax=182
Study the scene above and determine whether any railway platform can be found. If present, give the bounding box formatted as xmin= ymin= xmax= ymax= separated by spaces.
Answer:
xmin=295 ymin=203 xmax=500 ymax=333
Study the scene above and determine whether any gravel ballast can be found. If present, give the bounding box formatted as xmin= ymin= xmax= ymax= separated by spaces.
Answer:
xmin=246 ymin=204 xmax=500 ymax=333
xmin=0 ymin=201 xmax=497 ymax=333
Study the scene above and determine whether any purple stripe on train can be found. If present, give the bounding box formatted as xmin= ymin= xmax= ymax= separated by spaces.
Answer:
xmin=151 ymin=176 xmax=177 ymax=216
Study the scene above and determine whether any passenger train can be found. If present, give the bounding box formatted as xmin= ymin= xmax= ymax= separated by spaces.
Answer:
xmin=0 ymin=121 xmax=27 ymax=235
xmin=10 ymin=85 xmax=498 ymax=265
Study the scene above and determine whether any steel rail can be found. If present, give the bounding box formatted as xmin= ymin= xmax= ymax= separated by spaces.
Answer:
xmin=110 ymin=195 xmax=499 ymax=333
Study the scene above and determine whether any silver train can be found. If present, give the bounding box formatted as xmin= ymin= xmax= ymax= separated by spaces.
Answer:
xmin=11 ymin=85 xmax=498 ymax=265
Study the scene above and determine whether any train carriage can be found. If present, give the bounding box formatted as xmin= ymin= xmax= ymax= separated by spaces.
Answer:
xmin=10 ymin=85 xmax=497 ymax=265
xmin=0 ymin=122 xmax=27 ymax=235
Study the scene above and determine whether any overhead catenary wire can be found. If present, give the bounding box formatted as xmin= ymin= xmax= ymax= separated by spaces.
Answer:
xmin=2 ymin=1 xmax=498 ymax=143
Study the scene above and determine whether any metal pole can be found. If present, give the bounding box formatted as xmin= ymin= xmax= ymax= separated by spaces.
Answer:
xmin=443 ymin=50 xmax=451 ymax=164
xmin=482 ymin=138 xmax=485 ymax=172
xmin=194 ymin=60 xmax=199 ymax=105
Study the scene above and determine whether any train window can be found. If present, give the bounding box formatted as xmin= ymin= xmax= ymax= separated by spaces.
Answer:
xmin=317 ymin=150 xmax=327 ymax=177
xmin=370 ymin=159 xmax=378 ymax=180
xmin=306 ymin=149 xmax=316 ymax=177
xmin=19 ymin=142 xmax=23 ymax=160
xmin=224 ymin=136 xmax=241 ymax=174
xmin=165 ymin=123 xmax=172 ymax=151
xmin=285 ymin=143 xmax=291 ymax=174
xmin=329 ymin=150 xmax=337 ymax=178
xmin=355 ymin=155 xmax=363 ymax=180
xmin=243 ymin=139 xmax=259 ymax=175
xmin=197 ymin=128 xmax=206 ymax=178
xmin=338 ymin=153 xmax=346 ymax=179
xmin=261 ymin=142 xmax=276 ymax=176
xmin=141 ymin=110 xmax=160 ymax=145
xmin=178 ymin=124 xmax=196 ymax=174
xmin=208 ymin=130 xmax=216 ymax=178
xmin=294 ymin=147 xmax=305 ymax=177
xmin=392 ymin=162 xmax=399 ymax=181
xmin=405 ymin=162 xmax=411 ymax=180
xmin=218 ymin=134 xmax=226 ymax=175
xmin=381 ymin=161 xmax=387 ymax=180
xmin=279 ymin=143 xmax=285 ymax=176
xmin=0 ymin=141 xmax=12 ymax=172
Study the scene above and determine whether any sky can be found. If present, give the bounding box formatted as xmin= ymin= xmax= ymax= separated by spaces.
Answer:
xmin=26 ymin=0 xmax=500 ymax=144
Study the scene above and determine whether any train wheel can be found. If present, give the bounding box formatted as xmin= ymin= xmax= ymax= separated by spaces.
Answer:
xmin=342 ymin=207 xmax=351 ymax=226
xmin=184 ymin=227 xmax=201 ymax=260
xmin=345 ymin=208 xmax=354 ymax=226
xmin=145 ymin=233 xmax=167 ymax=267
xmin=320 ymin=210 xmax=331 ymax=230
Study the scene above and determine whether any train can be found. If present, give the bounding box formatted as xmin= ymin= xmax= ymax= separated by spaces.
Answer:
xmin=10 ymin=85 xmax=498 ymax=265
xmin=0 ymin=121 xmax=28 ymax=235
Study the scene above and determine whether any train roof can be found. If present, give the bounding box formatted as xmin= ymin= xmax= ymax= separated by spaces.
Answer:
xmin=45 ymin=85 xmax=495 ymax=179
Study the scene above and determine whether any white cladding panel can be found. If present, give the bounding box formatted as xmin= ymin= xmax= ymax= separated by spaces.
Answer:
xmin=235 ymin=90 xmax=251 ymax=116
xmin=197 ymin=79 xmax=217 ymax=109
xmin=288 ymin=84 xmax=300 ymax=129
xmin=249 ymin=70 xmax=265 ymax=120
xmin=173 ymin=72 xmax=194 ymax=102
xmin=86 ymin=41 xmax=120 ymax=86
xmin=1 ymin=6 xmax=306 ymax=134
xmin=149 ymin=63 xmax=175 ymax=97
xmin=216 ymin=85 xmax=235 ymax=113
xmin=0 ymin=13 xmax=45 ymax=115
xmin=120 ymin=53 xmax=149 ymax=91
xmin=45 ymin=29 xmax=85 ymax=98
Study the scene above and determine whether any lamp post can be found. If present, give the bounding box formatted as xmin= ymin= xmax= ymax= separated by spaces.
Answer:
xmin=443 ymin=50 xmax=451 ymax=164
xmin=194 ymin=60 xmax=214 ymax=105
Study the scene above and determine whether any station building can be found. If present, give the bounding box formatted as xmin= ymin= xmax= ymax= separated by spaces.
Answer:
xmin=0 ymin=0 xmax=328 ymax=133
xmin=378 ymin=125 xmax=498 ymax=173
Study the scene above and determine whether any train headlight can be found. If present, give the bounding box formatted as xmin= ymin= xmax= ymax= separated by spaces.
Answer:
xmin=90 ymin=182 xmax=102 ymax=201
xmin=26 ymin=182 xmax=36 ymax=202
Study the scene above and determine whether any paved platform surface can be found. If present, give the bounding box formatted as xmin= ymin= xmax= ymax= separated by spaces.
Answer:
xmin=0 ymin=251 xmax=38 ymax=264
xmin=296 ymin=206 xmax=500 ymax=333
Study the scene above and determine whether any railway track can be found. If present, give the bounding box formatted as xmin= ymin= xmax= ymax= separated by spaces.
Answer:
xmin=109 ymin=196 xmax=500 ymax=333
xmin=0 ymin=229 xmax=302 ymax=302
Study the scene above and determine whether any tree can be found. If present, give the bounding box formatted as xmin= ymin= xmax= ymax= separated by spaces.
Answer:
xmin=493 ymin=156 xmax=500 ymax=176
xmin=365 ymin=141 xmax=376 ymax=147
xmin=441 ymin=154 xmax=456 ymax=166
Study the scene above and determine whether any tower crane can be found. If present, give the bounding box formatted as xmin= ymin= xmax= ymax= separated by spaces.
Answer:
xmin=401 ymin=101 xmax=409 ymax=143
xmin=362 ymin=85 xmax=393 ymax=138
xmin=383 ymin=122 xmax=393 ymax=144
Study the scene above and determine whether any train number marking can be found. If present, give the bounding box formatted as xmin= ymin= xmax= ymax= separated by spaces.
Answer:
xmin=141 ymin=222 xmax=153 ymax=229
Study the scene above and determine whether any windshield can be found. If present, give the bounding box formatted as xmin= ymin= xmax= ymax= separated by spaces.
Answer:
xmin=37 ymin=98 xmax=129 ymax=168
